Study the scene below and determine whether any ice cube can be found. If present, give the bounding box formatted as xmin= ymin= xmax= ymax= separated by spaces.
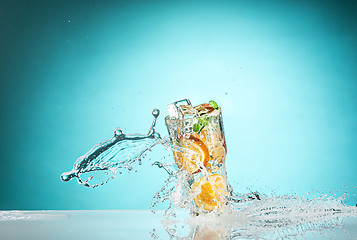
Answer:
xmin=167 ymin=103 xmax=181 ymax=119
xmin=167 ymin=99 xmax=193 ymax=119
xmin=179 ymin=105 xmax=197 ymax=119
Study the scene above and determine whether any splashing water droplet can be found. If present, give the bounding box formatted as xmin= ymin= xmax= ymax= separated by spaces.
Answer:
xmin=60 ymin=171 xmax=76 ymax=182
xmin=152 ymin=108 xmax=160 ymax=118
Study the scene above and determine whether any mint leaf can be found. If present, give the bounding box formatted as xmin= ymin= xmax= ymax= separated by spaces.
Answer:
xmin=209 ymin=100 xmax=218 ymax=109
xmin=197 ymin=124 xmax=205 ymax=134
xmin=198 ymin=117 xmax=209 ymax=127
xmin=193 ymin=123 xmax=200 ymax=132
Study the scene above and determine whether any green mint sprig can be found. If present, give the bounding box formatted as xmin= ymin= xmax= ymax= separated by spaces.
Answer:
xmin=193 ymin=100 xmax=218 ymax=134
xmin=209 ymin=100 xmax=219 ymax=110
xmin=193 ymin=116 xmax=212 ymax=134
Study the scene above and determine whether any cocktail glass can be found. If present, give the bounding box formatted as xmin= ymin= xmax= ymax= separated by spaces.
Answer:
xmin=165 ymin=99 xmax=232 ymax=215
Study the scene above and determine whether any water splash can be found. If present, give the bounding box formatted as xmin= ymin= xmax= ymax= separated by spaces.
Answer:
xmin=61 ymin=108 xmax=357 ymax=239
xmin=60 ymin=109 xmax=164 ymax=188
xmin=150 ymin=168 xmax=357 ymax=239
xmin=153 ymin=185 xmax=357 ymax=239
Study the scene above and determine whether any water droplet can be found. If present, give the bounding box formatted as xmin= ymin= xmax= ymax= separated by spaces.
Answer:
xmin=60 ymin=171 xmax=76 ymax=182
xmin=152 ymin=108 xmax=160 ymax=118
xmin=114 ymin=128 xmax=124 ymax=136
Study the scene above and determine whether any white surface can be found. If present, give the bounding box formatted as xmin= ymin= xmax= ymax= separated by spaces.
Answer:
xmin=1 ymin=210 xmax=357 ymax=240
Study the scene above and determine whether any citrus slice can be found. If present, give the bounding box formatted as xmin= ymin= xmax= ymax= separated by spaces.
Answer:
xmin=174 ymin=135 xmax=209 ymax=174
xmin=192 ymin=129 xmax=207 ymax=143
xmin=209 ymin=144 xmax=226 ymax=164
xmin=200 ymin=129 xmax=226 ymax=165
xmin=191 ymin=174 xmax=229 ymax=211
xmin=194 ymin=103 xmax=215 ymax=116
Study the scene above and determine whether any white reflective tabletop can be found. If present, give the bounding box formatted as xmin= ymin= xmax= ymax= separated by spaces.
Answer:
xmin=1 ymin=210 xmax=357 ymax=239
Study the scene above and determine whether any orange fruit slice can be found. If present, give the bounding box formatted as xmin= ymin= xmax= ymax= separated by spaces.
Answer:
xmin=194 ymin=103 xmax=215 ymax=116
xmin=192 ymin=129 xmax=207 ymax=143
xmin=209 ymin=144 xmax=226 ymax=164
xmin=199 ymin=129 xmax=226 ymax=165
xmin=191 ymin=174 xmax=229 ymax=211
xmin=174 ymin=135 xmax=209 ymax=174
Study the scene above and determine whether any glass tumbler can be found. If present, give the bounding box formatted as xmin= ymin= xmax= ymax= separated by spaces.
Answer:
xmin=165 ymin=106 xmax=232 ymax=215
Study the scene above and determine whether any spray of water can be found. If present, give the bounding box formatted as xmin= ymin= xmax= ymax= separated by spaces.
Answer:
xmin=61 ymin=109 xmax=357 ymax=239
xmin=60 ymin=109 xmax=164 ymax=188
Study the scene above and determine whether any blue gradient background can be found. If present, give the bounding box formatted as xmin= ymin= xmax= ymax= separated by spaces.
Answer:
xmin=0 ymin=0 xmax=356 ymax=210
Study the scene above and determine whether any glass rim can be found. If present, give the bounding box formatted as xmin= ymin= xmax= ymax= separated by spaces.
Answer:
xmin=165 ymin=107 xmax=222 ymax=124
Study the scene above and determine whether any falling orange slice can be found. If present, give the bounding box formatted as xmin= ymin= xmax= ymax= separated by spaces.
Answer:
xmin=191 ymin=174 xmax=229 ymax=212
xmin=174 ymin=135 xmax=209 ymax=174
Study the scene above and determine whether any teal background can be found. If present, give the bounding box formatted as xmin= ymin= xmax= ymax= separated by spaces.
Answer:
xmin=0 ymin=0 xmax=356 ymax=210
